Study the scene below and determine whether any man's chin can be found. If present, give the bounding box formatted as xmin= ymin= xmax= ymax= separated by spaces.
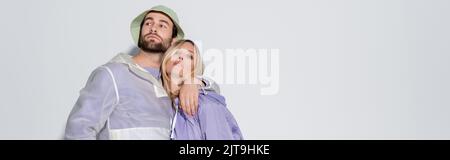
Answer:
xmin=141 ymin=43 xmax=166 ymax=52
xmin=139 ymin=39 xmax=169 ymax=52
xmin=142 ymin=47 xmax=164 ymax=53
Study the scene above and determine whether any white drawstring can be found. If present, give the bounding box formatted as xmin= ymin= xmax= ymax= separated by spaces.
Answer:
xmin=170 ymin=105 xmax=179 ymax=139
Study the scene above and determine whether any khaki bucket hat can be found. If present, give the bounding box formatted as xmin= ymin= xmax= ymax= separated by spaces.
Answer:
xmin=130 ymin=5 xmax=185 ymax=45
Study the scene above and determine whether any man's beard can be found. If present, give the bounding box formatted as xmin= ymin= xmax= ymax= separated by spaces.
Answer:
xmin=138 ymin=34 xmax=171 ymax=53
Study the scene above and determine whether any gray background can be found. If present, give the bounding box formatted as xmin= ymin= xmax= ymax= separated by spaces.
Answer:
xmin=0 ymin=0 xmax=449 ymax=139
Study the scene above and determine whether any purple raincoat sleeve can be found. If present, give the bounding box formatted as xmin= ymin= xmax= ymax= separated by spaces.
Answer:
xmin=173 ymin=92 xmax=243 ymax=140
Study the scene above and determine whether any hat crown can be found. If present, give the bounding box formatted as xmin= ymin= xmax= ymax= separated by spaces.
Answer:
xmin=130 ymin=5 xmax=184 ymax=45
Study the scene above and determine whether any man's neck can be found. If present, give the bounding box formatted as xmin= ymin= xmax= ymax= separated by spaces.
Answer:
xmin=132 ymin=50 xmax=163 ymax=68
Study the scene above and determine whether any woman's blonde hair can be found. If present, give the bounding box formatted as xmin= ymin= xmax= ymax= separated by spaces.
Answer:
xmin=161 ymin=39 xmax=204 ymax=99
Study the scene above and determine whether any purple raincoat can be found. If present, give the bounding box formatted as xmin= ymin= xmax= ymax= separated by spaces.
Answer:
xmin=171 ymin=90 xmax=243 ymax=140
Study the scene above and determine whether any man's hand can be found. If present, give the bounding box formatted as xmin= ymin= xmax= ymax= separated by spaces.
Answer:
xmin=179 ymin=80 xmax=201 ymax=116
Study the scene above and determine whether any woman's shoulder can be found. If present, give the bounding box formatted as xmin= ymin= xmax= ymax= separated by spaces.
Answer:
xmin=199 ymin=91 xmax=227 ymax=106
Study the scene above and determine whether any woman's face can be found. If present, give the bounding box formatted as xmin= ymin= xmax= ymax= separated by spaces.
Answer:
xmin=165 ymin=42 xmax=195 ymax=81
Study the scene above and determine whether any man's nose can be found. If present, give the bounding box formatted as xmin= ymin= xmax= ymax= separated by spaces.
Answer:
xmin=149 ymin=25 xmax=157 ymax=34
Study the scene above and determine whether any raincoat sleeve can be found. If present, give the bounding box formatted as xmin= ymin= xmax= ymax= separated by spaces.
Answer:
xmin=64 ymin=66 xmax=117 ymax=140
xmin=173 ymin=99 xmax=203 ymax=140
xmin=197 ymin=94 xmax=244 ymax=140
xmin=199 ymin=76 xmax=221 ymax=94
xmin=174 ymin=93 xmax=244 ymax=140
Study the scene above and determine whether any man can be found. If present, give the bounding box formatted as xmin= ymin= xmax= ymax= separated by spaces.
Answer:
xmin=65 ymin=5 xmax=218 ymax=140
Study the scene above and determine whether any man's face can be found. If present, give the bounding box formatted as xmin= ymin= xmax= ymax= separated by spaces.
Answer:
xmin=138 ymin=12 xmax=174 ymax=53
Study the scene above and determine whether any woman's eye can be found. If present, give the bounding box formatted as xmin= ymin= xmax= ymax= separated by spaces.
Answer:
xmin=182 ymin=54 xmax=193 ymax=60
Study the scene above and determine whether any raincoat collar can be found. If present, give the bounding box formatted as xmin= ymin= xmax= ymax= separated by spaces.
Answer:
xmin=109 ymin=53 xmax=168 ymax=97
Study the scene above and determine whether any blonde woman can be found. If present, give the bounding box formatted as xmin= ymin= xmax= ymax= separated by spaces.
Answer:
xmin=162 ymin=39 xmax=243 ymax=140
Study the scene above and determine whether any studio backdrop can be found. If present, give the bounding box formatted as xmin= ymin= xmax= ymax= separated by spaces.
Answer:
xmin=0 ymin=0 xmax=449 ymax=139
